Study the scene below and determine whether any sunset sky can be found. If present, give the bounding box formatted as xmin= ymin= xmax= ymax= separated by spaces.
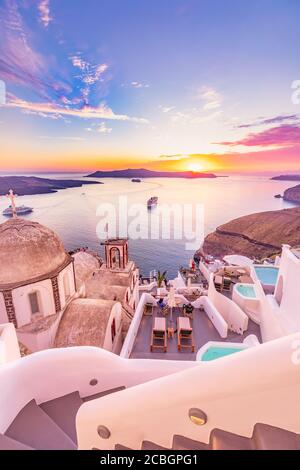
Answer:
xmin=0 ymin=0 xmax=300 ymax=173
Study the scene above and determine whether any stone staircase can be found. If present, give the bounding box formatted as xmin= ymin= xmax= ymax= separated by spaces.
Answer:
xmin=0 ymin=388 xmax=125 ymax=451
xmin=1 ymin=390 xmax=299 ymax=450
xmin=115 ymin=425 xmax=300 ymax=451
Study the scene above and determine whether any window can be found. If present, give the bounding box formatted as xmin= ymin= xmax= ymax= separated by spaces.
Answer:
xmin=29 ymin=292 xmax=40 ymax=316
xmin=111 ymin=318 xmax=116 ymax=343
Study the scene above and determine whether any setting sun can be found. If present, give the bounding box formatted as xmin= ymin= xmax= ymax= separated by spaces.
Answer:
xmin=187 ymin=162 xmax=205 ymax=173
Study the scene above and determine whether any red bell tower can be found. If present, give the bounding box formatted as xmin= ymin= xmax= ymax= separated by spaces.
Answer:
xmin=101 ymin=239 xmax=129 ymax=270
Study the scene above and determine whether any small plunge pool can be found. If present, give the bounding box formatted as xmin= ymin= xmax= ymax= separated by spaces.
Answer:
xmin=254 ymin=266 xmax=279 ymax=287
xmin=236 ymin=284 xmax=257 ymax=299
xmin=201 ymin=346 xmax=245 ymax=362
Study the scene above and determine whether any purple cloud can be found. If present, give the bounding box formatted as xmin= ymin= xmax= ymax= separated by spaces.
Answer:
xmin=217 ymin=125 xmax=300 ymax=147
xmin=237 ymin=114 xmax=299 ymax=128
xmin=0 ymin=0 xmax=71 ymax=101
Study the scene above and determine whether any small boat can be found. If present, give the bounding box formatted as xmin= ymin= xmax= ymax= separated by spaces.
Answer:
xmin=131 ymin=179 xmax=141 ymax=183
xmin=147 ymin=196 xmax=158 ymax=209
xmin=274 ymin=194 xmax=282 ymax=199
xmin=3 ymin=205 xmax=33 ymax=217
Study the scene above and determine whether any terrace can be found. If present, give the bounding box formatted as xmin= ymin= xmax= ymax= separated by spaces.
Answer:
xmin=130 ymin=305 xmax=261 ymax=361
xmin=179 ymin=267 xmax=208 ymax=287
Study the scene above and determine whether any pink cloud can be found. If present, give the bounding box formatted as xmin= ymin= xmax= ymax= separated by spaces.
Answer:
xmin=237 ymin=114 xmax=300 ymax=128
xmin=4 ymin=94 xmax=149 ymax=123
xmin=38 ymin=0 xmax=52 ymax=27
xmin=217 ymin=125 xmax=300 ymax=148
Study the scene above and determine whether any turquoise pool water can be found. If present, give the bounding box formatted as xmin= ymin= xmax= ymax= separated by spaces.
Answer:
xmin=236 ymin=284 xmax=257 ymax=298
xmin=254 ymin=266 xmax=279 ymax=286
xmin=202 ymin=347 xmax=244 ymax=361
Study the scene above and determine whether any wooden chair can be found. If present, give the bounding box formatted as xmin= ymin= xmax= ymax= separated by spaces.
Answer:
xmin=177 ymin=317 xmax=195 ymax=352
xmin=150 ymin=317 xmax=167 ymax=352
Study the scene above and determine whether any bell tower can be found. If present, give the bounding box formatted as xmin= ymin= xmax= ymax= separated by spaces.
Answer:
xmin=101 ymin=239 xmax=129 ymax=270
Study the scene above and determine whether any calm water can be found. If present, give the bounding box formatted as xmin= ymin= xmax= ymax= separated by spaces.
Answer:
xmin=0 ymin=174 xmax=296 ymax=278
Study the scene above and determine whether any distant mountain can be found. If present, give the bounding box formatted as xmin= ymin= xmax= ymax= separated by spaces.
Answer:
xmin=271 ymin=175 xmax=300 ymax=181
xmin=0 ymin=176 xmax=102 ymax=196
xmin=86 ymin=168 xmax=217 ymax=179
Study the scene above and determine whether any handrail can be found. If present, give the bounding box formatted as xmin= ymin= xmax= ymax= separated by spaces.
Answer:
xmin=120 ymin=293 xmax=157 ymax=358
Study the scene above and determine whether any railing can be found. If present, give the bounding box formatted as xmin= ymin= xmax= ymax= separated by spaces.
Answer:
xmin=77 ymin=332 xmax=300 ymax=450
xmin=120 ymin=293 xmax=157 ymax=358
xmin=195 ymin=296 xmax=228 ymax=338
xmin=208 ymin=275 xmax=249 ymax=334
xmin=138 ymin=281 xmax=157 ymax=292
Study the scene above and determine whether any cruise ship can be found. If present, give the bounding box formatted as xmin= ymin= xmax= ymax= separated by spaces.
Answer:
xmin=2 ymin=205 xmax=33 ymax=217
xmin=147 ymin=196 xmax=158 ymax=209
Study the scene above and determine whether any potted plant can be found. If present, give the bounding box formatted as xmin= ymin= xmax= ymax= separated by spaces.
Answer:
xmin=156 ymin=270 xmax=167 ymax=296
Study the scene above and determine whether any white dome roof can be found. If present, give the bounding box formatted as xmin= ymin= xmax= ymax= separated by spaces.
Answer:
xmin=0 ymin=218 xmax=69 ymax=286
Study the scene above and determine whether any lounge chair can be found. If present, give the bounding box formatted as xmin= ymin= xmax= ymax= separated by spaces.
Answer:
xmin=177 ymin=317 xmax=195 ymax=352
xmin=150 ymin=317 xmax=167 ymax=352
xmin=214 ymin=274 xmax=223 ymax=292
xmin=223 ymin=276 xmax=232 ymax=292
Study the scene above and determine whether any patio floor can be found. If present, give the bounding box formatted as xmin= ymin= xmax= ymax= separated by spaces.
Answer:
xmin=130 ymin=307 xmax=262 ymax=361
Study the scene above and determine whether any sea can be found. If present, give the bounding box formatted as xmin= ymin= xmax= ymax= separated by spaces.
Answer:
xmin=0 ymin=173 xmax=297 ymax=278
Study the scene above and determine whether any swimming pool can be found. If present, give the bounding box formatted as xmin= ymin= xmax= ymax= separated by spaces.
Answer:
xmin=236 ymin=284 xmax=257 ymax=298
xmin=254 ymin=266 xmax=279 ymax=286
xmin=201 ymin=346 xmax=244 ymax=361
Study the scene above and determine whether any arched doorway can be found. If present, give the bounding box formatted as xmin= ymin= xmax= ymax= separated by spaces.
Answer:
xmin=110 ymin=247 xmax=121 ymax=269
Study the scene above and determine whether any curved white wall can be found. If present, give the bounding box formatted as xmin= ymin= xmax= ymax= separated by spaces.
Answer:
xmin=121 ymin=293 xmax=156 ymax=358
xmin=208 ymin=275 xmax=249 ymax=334
xmin=102 ymin=302 xmax=123 ymax=353
xmin=0 ymin=338 xmax=197 ymax=434
xmin=58 ymin=263 xmax=76 ymax=309
xmin=77 ymin=333 xmax=300 ymax=450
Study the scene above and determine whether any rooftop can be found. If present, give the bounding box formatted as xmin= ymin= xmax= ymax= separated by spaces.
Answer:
xmin=130 ymin=306 xmax=261 ymax=361
xmin=54 ymin=298 xmax=117 ymax=349
xmin=179 ymin=267 xmax=207 ymax=286
xmin=101 ymin=238 xmax=128 ymax=246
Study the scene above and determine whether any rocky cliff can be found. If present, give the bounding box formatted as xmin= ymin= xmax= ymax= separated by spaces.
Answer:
xmin=283 ymin=184 xmax=300 ymax=203
xmin=201 ymin=207 xmax=300 ymax=259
